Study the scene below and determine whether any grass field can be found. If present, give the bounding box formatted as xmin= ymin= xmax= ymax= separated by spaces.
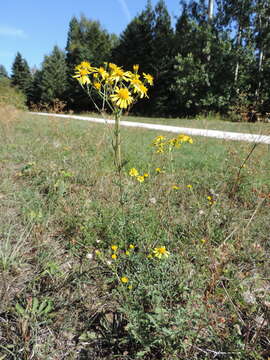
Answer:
xmin=0 ymin=108 xmax=270 ymax=359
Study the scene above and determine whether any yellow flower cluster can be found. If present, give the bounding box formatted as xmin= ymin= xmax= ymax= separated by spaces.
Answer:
xmin=73 ymin=62 xmax=154 ymax=110
xmin=129 ymin=168 xmax=149 ymax=183
xmin=152 ymin=134 xmax=193 ymax=153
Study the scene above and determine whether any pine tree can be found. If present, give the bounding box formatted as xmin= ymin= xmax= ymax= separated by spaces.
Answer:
xmin=11 ymin=52 xmax=32 ymax=101
xmin=39 ymin=46 xmax=68 ymax=105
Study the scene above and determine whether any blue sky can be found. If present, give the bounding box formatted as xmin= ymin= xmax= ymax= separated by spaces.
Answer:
xmin=0 ymin=0 xmax=180 ymax=75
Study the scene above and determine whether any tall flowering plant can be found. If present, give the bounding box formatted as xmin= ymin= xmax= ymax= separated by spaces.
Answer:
xmin=73 ymin=62 xmax=153 ymax=175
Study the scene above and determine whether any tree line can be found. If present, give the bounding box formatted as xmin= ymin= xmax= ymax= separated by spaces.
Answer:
xmin=1 ymin=0 xmax=270 ymax=119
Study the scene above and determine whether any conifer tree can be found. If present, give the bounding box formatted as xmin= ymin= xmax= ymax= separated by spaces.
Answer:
xmin=39 ymin=46 xmax=68 ymax=105
xmin=11 ymin=52 xmax=32 ymax=101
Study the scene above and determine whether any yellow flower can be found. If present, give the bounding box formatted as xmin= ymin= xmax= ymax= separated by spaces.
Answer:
xmin=130 ymin=78 xmax=148 ymax=98
xmin=133 ymin=64 xmax=139 ymax=72
xmin=111 ymin=87 xmax=133 ymax=109
xmin=93 ymin=82 xmax=101 ymax=90
xmin=121 ymin=276 xmax=129 ymax=283
xmin=111 ymin=245 xmax=118 ymax=252
xmin=129 ymin=244 xmax=135 ymax=249
xmin=109 ymin=63 xmax=131 ymax=82
xmin=155 ymin=167 xmax=165 ymax=174
xmin=95 ymin=250 xmax=101 ymax=256
xmin=172 ymin=185 xmax=180 ymax=190
xmin=125 ymin=250 xmax=130 ymax=256
xmin=178 ymin=134 xmax=193 ymax=144
xmin=137 ymin=83 xmax=148 ymax=98
xmin=153 ymin=246 xmax=170 ymax=259
xmin=187 ymin=184 xmax=192 ymax=189
xmin=78 ymin=61 xmax=93 ymax=71
xmin=111 ymin=254 xmax=117 ymax=260
xmin=97 ymin=66 xmax=109 ymax=80
xmin=143 ymin=173 xmax=149 ymax=178
xmin=200 ymin=238 xmax=207 ymax=244
xmin=129 ymin=168 xmax=139 ymax=177
xmin=73 ymin=68 xmax=91 ymax=85
xmin=136 ymin=176 xmax=145 ymax=183
xmin=73 ymin=61 xmax=95 ymax=85
xmin=153 ymin=135 xmax=166 ymax=145
xmin=143 ymin=72 xmax=154 ymax=86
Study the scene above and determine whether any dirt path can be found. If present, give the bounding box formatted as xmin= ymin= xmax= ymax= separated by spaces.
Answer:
xmin=30 ymin=112 xmax=270 ymax=145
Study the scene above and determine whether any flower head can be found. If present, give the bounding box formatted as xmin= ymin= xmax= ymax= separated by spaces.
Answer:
xmin=111 ymin=245 xmax=118 ymax=252
xmin=136 ymin=176 xmax=145 ymax=183
xmin=129 ymin=168 xmax=139 ymax=177
xmin=143 ymin=73 xmax=154 ymax=86
xmin=111 ymin=254 xmax=117 ymax=260
xmin=111 ymin=87 xmax=133 ymax=109
xmin=121 ymin=276 xmax=129 ymax=283
xmin=153 ymin=246 xmax=170 ymax=259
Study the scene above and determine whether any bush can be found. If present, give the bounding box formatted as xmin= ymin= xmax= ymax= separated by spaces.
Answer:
xmin=0 ymin=77 xmax=27 ymax=110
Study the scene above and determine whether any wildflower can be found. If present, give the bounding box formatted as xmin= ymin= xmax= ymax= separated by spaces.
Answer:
xmin=143 ymin=173 xmax=149 ymax=178
xmin=73 ymin=63 xmax=94 ymax=85
xmin=155 ymin=168 xmax=165 ymax=174
xmin=207 ymin=196 xmax=216 ymax=205
xmin=97 ymin=66 xmax=109 ymax=80
xmin=153 ymin=246 xmax=170 ymax=259
xmin=133 ymin=64 xmax=139 ymax=72
xmin=73 ymin=68 xmax=91 ymax=85
xmin=129 ymin=244 xmax=135 ymax=249
xmin=95 ymin=249 xmax=101 ymax=256
xmin=129 ymin=168 xmax=139 ymax=177
xmin=153 ymin=135 xmax=166 ymax=145
xmin=86 ymin=253 xmax=93 ymax=260
xmin=172 ymin=185 xmax=180 ymax=190
xmin=111 ymin=254 xmax=117 ymax=260
xmin=121 ymin=276 xmax=129 ymax=283
xmin=200 ymin=238 xmax=206 ymax=244
xmin=111 ymin=245 xmax=118 ymax=252
xmin=111 ymin=87 xmax=133 ymax=109
xmin=137 ymin=83 xmax=148 ymax=98
xmin=130 ymin=78 xmax=144 ymax=94
xmin=93 ymin=82 xmax=101 ymax=90
xmin=109 ymin=63 xmax=131 ymax=82
xmin=125 ymin=250 xmax=130 ymax=256
xmin=187 ymin=184 xmax=192 ymax=189
xmin=178 ymin=134 xmax=193 ymax=144
xmin=143 ymin=72 xmax=154 ymax=86
xmin=136 ymin=176 xmax=145 ymax=183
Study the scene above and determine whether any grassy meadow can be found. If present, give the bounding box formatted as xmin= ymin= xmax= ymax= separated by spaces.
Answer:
xmin=0 ymin=107 xmax=270 ymax=359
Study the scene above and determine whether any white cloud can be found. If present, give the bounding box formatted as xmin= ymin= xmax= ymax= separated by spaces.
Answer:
xmin=117 ymin=0 xmax=131 ymax=22
xmin=0 ymin=26 xmax=27 ymax=38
